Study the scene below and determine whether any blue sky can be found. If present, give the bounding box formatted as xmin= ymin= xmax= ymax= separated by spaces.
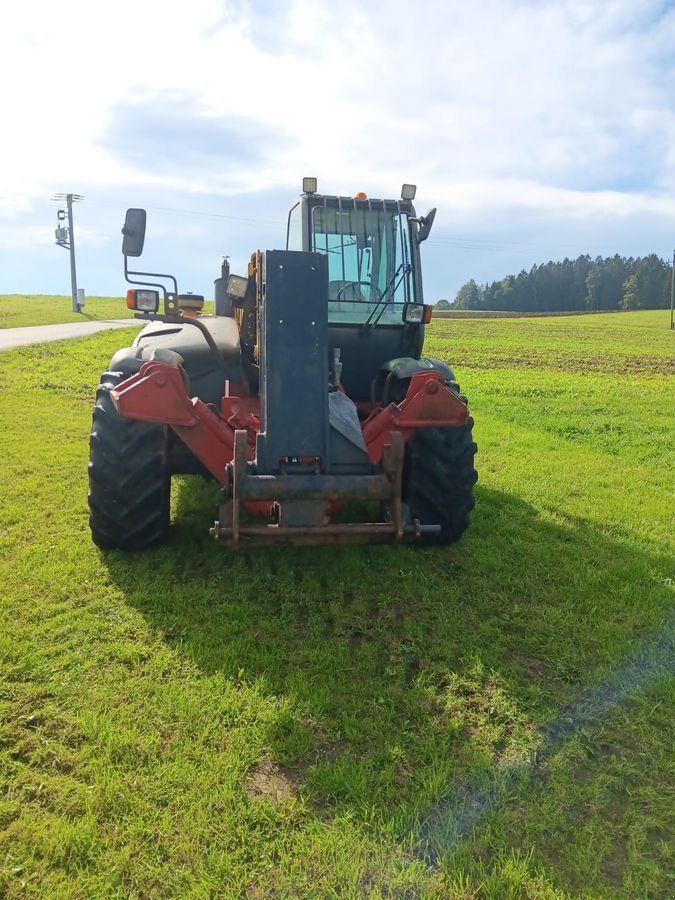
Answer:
xmin=1 ymin=0 xmax=674 ymax=303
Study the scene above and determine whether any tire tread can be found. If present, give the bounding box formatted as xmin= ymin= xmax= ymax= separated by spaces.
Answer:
xmin=404 ymin=407 xmax=478 ymax=545
xmin=87 ymin=371 xmax=170 ymax=550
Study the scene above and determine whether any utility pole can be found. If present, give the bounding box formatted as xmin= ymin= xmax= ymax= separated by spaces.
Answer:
xmin=670 ymin=248 xmax=674 ymax=331
xmin=53 ymin=193 xmax=84 ymax=312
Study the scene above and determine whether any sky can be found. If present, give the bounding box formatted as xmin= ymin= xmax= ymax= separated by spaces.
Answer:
xmin=1 ymin=0 xmax=674 ymax=303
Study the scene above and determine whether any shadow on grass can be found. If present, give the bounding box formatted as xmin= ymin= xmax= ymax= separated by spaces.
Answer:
xmin=101 ymin=477 xmax=673 ymax=878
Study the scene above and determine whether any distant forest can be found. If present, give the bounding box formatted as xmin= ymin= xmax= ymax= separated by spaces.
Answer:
xmin=450 ymin=254 xmax=674 ymax=311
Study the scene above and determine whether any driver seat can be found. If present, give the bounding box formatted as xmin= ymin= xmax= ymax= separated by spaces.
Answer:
xmin=328 ymin=280 xmax=367 ymax=301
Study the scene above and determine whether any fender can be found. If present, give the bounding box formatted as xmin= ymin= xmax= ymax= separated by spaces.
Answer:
xmin=381 ymin=356 xmax=456 ymax=383
xmin=372 ymin=356 xmax=456 ymax=405
xmin=108 ymin=316 xmax=244 ymax=407
xmin=109 ymin=345 xmax=184 ymax=379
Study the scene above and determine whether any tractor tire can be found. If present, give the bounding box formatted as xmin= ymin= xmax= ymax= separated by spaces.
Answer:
xmin=88 ymin=371 xmax=171 ymax=550
xmin=403 ymin=408 xmax=478 ymax=545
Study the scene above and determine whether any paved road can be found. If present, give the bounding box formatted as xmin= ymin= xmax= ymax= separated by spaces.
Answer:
xmin=0 ymin=319 xmax=142 ymax=352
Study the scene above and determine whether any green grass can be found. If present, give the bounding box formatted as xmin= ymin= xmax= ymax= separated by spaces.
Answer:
xmin=0 ymin=311 xmax=673 ymax=897
xmin=0 ymin=295 xmax=134 ymax=329
xmin=0 ymin=295 xmax=216 ymax=329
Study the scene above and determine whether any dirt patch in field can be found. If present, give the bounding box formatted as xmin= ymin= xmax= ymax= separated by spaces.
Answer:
xmin=456 ymin=351 xmax=673 ymax=376
xmin=246 ymin=759 xmax=299 ymax=804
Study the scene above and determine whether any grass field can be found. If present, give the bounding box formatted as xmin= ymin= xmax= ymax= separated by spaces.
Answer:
xmin=0 ymin=295 xmax=133 ymax=329
xmin=0 ymin=310 xmax=673 ymax=897
xmin=432 ymin=310 xmax=628 ymax=319
xmin=0 ymin=295 xmax=215 ymax=329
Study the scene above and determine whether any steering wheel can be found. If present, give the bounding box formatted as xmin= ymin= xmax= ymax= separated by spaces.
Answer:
xmin=336 ymin=281 xmax=383 ymax=301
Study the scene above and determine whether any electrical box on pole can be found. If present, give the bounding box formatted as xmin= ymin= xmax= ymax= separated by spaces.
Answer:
xmin=52 ymin=193 xmax=84 ymax=313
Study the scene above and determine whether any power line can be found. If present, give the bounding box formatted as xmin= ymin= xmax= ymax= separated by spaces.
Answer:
xmin=85 ymin=196 xmax=285 ymax=228
xmin=428 ymin=237 xmax=675 ymax=259
xmin=428 ymin=235 xmax=597 ymax=254
xmin=3 ymin=189 xmax=672 ymax=263
xmin=0 ymin=190 xmax=285 ymax=228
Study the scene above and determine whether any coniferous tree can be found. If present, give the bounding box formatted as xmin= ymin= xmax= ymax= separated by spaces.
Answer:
xmin=454 ymin=279 xmax=484 ymax=309
xmin=622 ymin=255 xmax=669 ymax=309
xmin=453 ymin=254 xmax=671 ymax=312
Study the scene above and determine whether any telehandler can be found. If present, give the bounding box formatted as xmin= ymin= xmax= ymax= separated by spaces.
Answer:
xmin=88 ymin=179 xmax=477 ymax=547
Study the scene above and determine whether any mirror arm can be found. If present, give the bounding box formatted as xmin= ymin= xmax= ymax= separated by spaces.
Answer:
xmin=124 ymin=255 xmax=179 ymax=314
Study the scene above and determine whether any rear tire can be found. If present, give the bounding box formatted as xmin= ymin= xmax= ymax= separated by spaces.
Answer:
xmin=88 ymin=371 xmax=170 ymax=550
xmin=403 ymin=408 xmax=478 ymax=545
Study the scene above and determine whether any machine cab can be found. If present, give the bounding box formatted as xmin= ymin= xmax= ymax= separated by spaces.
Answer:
xmin=286 ymin=180 xmax=436 ymax=398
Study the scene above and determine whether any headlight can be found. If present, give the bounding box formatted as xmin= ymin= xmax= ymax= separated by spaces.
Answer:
xmin=403 ymin=303 xmax=424 ymax=323
xmin=403 ymin=303 xmax=433 ymax=324
xmin=126 ymin=289 xmax=159 ymax=312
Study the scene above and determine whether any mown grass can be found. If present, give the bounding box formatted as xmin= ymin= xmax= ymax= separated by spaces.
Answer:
xmin=425 ymin=308 xmax=674 ymax=376
xmin=0 ymin=295 xmax=216 ymax=329
xmin=0 ymin=311 xmax=673 ymax=897
xmin=432 ymin=310 xmax=626 ymax=319
xmin=0 ymin=295 xmax=133 ymax=329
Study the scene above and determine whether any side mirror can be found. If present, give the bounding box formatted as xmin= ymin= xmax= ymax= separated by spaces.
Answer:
xmin=417 ymin=207 xmax=436 ymax=244
xmin=121 ymin=208 xmax=147 ymax=257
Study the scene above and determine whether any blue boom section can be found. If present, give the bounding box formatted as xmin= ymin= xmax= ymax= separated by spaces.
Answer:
xmin=256 ymin=250 xmax=330 ymax=473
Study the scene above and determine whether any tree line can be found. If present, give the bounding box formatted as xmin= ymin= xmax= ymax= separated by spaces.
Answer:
xmin=448 ymin=254 xmax=673 ymax=311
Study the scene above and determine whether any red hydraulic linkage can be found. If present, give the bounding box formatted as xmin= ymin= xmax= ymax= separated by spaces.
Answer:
xmin=361 ymin=371 xmax=468 ymax=463
xmin=111 ymin=362 xmax=256 ymax=485
xmin=111 ymin=362 xmax=468 ymax=483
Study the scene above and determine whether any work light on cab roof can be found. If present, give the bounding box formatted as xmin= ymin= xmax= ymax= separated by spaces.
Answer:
xmin=301 ymin=178 xmax=417 ymax=202
xmin=87 ymin=178 xmax=477 ymax=550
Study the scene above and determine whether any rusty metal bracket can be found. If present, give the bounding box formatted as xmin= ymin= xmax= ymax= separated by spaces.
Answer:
xmin=209 ymin=429 xmax=429 ymax=546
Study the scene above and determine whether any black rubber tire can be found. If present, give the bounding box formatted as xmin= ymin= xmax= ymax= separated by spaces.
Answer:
xmin=403 ymin=410 xmax=478 ymax=545
xmin=88 ymin=371 xmax=171 ymax=550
